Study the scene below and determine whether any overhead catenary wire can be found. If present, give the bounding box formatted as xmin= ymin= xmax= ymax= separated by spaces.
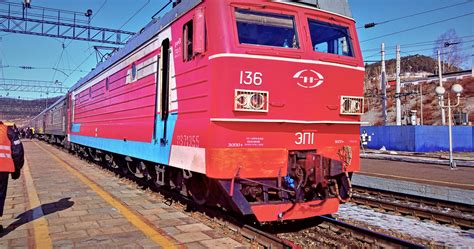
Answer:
xmin=48 ymin=0 xmax=110 ymax=88
xmin=363 ymin=45 xmax=473 ymax=62
xmin=90 ymin=0 xmax=108 ymax=22
xmin=62 ymin=51 xmax=95 ymax=86
xmin=358 ymin=0 xmax=474 ymax=29
xmin=361 ymin=12 xmax=474 ymax=43
xmin=0 ymin=65 xmax=87 ymax=73
xmin=363 ymin=40 xmax=474 ymax=60
xmin=117 ymin=0 xmax=150 ymax=30
xmin=362 ymin=35 xmax=474 ymax=53
xmin=51 ymin=44 xmax=66 ymax=81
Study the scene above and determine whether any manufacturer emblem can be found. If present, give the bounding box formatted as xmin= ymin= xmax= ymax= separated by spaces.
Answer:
xmin=293 ymin=69 xmax=324 ymax=88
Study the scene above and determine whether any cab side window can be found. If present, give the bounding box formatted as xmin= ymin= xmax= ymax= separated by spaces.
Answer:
xmin=183 ymin=20 xmax=193 ymax=62
xmin=308 ymin=19 xmax=354 ymax=57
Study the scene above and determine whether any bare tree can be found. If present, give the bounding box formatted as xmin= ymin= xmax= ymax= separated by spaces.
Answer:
xmin=432 ymin=29 xmax=467 ymax=72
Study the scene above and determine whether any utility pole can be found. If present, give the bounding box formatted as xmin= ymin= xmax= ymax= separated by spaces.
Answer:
xmin=395 ymin=45 xmax=401 ymax=126
xmin=381 ymin=43 xmax=387 ymax=125
xmin=437 ymin=50 xmax=446 ymax=125
xmin=420 ymin=83 xmax=423 ymax=125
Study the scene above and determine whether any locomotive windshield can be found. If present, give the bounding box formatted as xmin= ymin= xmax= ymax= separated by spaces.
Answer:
xmin=235 ymin=8 xmax=299 ymax=49
xmin=308 ymin=19 xmax=354 ymax=57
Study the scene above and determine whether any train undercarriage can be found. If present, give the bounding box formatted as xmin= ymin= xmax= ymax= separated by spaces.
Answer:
xmin=38 ymin=135 xmax=353 ymax=222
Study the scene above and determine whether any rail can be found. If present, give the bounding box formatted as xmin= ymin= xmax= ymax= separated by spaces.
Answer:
xmin=351 ymin=185 xmax=474 ymax=229
xmin=319 ymin=216 xmax=424 ymax=248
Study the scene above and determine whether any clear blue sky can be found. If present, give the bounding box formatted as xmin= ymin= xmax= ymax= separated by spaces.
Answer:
xmin=0 ymin=0 xmax=472 ymax=100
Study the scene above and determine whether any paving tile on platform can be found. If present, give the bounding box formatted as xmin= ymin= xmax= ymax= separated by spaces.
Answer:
xmin=50 ymin=230 xmax=89 ymax=241
xmin=97 ymin=218 xmax=130 ymax=227
xmin=151 ymin=218 xmax=187 ymax=228
xmin=110 ymin=230 xmax=147 ymax=243
xmin=65 ymin=221 xmax=100 ymax=231
xmin=202 ymin=229 xmax=229 ymax=239
xmin=158 ymin=211 xmax=188 ymax=220
xmin=161 ymin=226 xmax=182 ymax=236
xmin=86 ymin=226 xmax=124 ymax=237
xmin=200 ymin=237 xmax=244 ymax=248
xmin=185 ymin=242 xmax=208 ymax=249
xmin=172 ymin=231 xmax=212 ymax=243
xmin=53 ymin=240 xmax=74 ymax=248
xmin=9 ymin=237 xmax=29 ymax=247
xmin=176 ymin=223 xmax=212 ymax=233
xmin=73 ymin=235 xmax=114 ymax=247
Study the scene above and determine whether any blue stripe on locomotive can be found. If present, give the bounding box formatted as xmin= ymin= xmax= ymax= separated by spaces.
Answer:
xmin=70 ymin=114 xmax=177 ymax=164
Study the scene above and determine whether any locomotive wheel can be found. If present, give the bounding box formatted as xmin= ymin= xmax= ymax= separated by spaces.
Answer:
xmin=127 ymin=161 xmax=148 ymax=179
xmin=185 ymin=174 xmax=210 ymax=205
xmin=105 ymin=154 xmax=119 ymax=169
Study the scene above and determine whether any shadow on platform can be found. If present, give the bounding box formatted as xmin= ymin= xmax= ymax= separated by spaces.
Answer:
xmin=0 ymin=197 xmax=74 ymax=238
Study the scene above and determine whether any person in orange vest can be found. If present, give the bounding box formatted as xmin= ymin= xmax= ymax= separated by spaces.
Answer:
xmin=0 ymin=121 xmax=24 ymax=233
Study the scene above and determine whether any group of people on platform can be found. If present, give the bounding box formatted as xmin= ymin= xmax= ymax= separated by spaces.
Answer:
xmin=19 ymin=127 xmax=34 ymax=140
xmin=0 ymin=121 xmax=25 ymax=233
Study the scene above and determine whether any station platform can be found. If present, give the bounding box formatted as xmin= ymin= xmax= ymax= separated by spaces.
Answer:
xmin=0 ymin=141 xmax=246 ymax=248
xmin=360 ymin=150 xmax=474 ymax=167
xmin=353 ymin=158 xmax=474 ymax=205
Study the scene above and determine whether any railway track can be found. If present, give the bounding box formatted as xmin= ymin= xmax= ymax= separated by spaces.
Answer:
xmin=351 ymin=185 xmax=474 ymax=229
xmin=319 ymin=216 xmax=424 ymax=248
xmin=270 ymin=215 xmax=423 ymax=248
xmin=40 ymin=141 xmax=424 ymax=248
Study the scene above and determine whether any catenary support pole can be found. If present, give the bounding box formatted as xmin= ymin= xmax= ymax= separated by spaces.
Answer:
xmin=438 ymin=50 xmax=446 ymax=125
xmin=396 ymin=45 xmax=401 ymax=126
xmin=381 ymin=43 xmax=387 ymax=125
xmin=420 ymin=83 xmax=423 ymax=125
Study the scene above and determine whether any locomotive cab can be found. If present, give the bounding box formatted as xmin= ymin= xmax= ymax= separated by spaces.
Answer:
xmin=202 ymin=0 xmax=365 ymax=221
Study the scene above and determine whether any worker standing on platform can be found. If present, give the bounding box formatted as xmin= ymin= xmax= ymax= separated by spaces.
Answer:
xmin=0 ymin=121 xmax=24 ymax=233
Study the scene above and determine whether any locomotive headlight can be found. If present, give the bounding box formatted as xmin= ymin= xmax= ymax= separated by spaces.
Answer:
xmin=234 ymin=89 xmax=269 ymax=112
xmin=250 ymin=93 xmax=266 ymax=110
xmin=340 ymin=96 xmax=364 ymax=115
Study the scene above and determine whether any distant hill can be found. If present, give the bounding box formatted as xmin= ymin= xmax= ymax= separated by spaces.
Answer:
xmin=363 ymin=54 xmax=472 ymax=126
xmin=0 ymin=96 xmax=62 ymax=126
xmin=365 ymin=54 xmax=462 ymax=84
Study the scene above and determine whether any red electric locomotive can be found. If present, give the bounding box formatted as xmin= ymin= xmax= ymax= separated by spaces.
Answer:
xmin=32 ymin=0 xmax=364 ymax=222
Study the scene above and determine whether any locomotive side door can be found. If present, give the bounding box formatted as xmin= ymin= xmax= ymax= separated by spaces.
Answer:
xmin=155 ymin=38 xmax=171 ymax=145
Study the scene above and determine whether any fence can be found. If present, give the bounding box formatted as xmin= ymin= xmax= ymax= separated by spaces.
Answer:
xmin=361 ymin=126 xmax=473 ymax=152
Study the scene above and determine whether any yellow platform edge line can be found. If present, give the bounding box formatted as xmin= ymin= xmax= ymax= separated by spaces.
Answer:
xmin=360 ymin=172 xmax=474 ymax=188
xmin=23 ymin=158 xmax=53 ymax=249
xmin=33 ymin=142 xmax=178 ymax=249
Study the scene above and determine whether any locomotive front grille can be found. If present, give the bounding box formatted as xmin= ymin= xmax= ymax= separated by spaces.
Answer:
xmin=234 ymin=89 xmax=269 ymax=112
xmin=340 ymin=96 xmax=364 ymax=115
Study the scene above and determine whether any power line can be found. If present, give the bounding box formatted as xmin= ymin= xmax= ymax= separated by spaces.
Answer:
xmin=118 ymin=0 xmax=150 ymax=30
xmin=363 ymin=40 xmax=474 ymax=59
xmin=90 ymin=0 xmax=108 ymax=22
xmin=361 ymin=12 xmax=474 ymax=43
xmin=364 ymin=45 xmax=473 ymax=61
xmin=0 ymin=65 xmax=88 ymax=73
xmin=362 ymin=35 xmax=474 ymax=53
xmin=358 ymin=0 xmax=473 ymax=29
xmin=62 ymin=51 xmax=95 ymax=86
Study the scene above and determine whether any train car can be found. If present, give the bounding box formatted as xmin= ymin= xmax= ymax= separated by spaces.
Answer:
xmin=43 ymin=96 xmax=68 ymax=144
xmin=30 ymin=96 xmax=67 ymax=143
xmin=31 ymin=111 xmax=46 ymax=137
xmin=41 ymin=0 xmax=364 ymax=222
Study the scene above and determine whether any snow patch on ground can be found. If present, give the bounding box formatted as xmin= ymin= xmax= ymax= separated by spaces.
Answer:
xmin=336 ymin=203 xmax=474 ymax=247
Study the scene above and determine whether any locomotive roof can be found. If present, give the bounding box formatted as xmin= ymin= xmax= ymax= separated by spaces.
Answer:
xmin=69 ymin=0 xmax=203 ymax=93
xmin=70 ymin=0 xmax=351 ymax=93
xmin=276 ymin=0 xmax=352 ymax=18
